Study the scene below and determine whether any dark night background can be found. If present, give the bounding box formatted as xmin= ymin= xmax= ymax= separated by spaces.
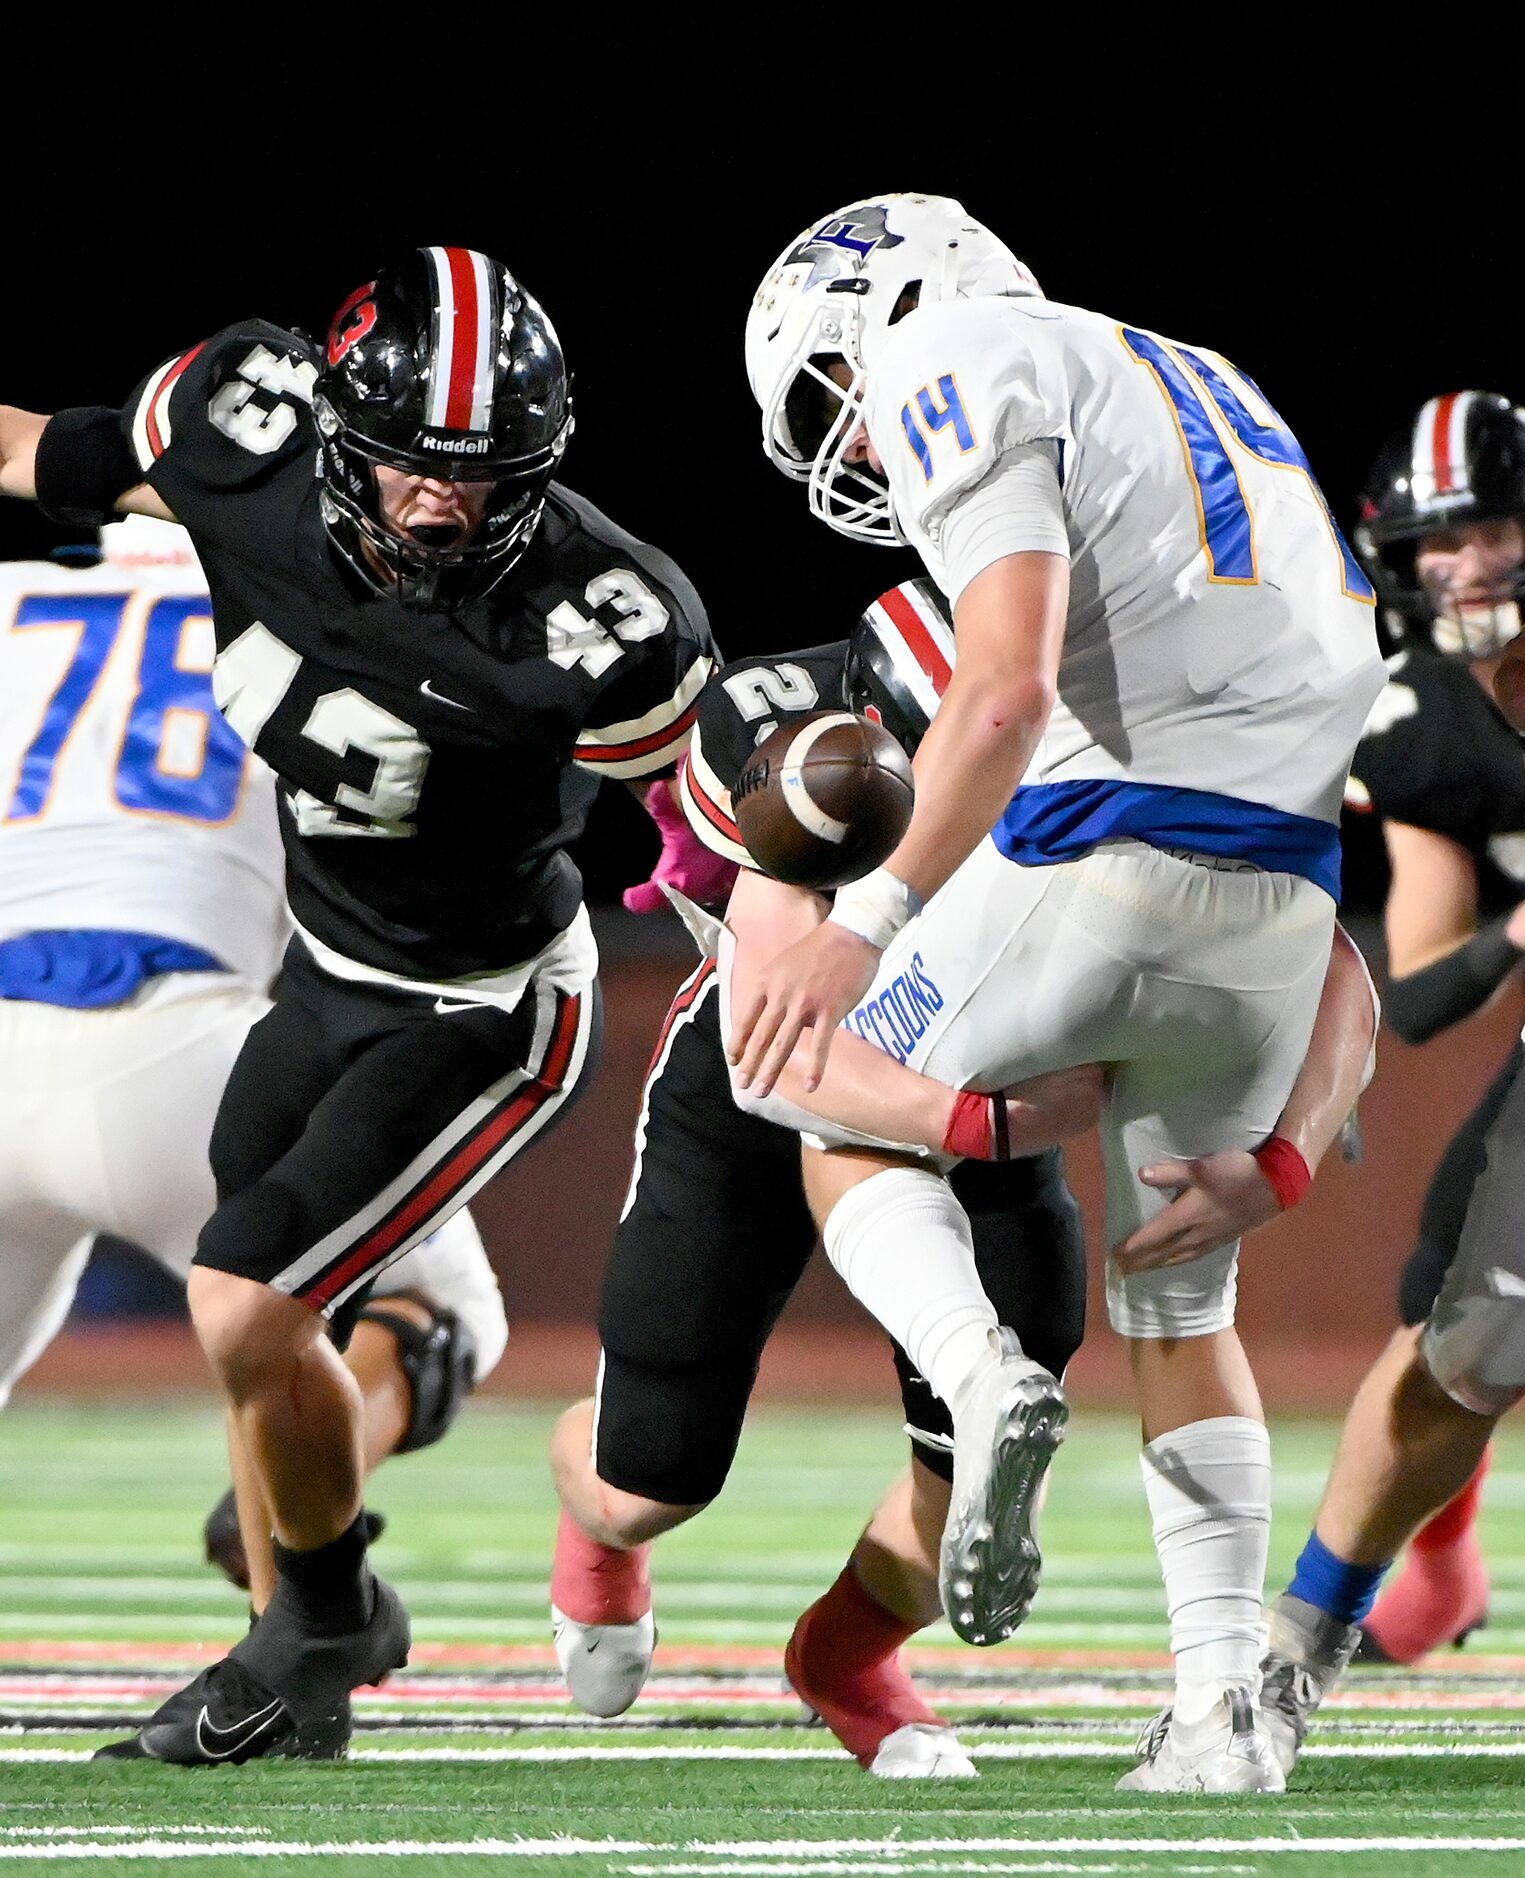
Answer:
xmin=3 ymin=60 xmax=1516 ymax=912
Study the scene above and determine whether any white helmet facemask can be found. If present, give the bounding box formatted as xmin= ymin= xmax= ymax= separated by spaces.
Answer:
xmin=746 ymin=194 xmax=1041 ymax=545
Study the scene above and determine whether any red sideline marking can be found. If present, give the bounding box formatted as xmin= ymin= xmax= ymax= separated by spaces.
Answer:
xmin=305 ymin=994 xmax=581 ymax=1310
xmin=580 ymin=702 xmax=699 ymax=766
xmin=878 ymin=585 xmax=953 ymax=695
xmin=146 ymin=344 xmax=206 ymax=460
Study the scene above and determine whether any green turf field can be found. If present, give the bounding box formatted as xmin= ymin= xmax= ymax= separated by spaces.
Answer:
xmin=2 ymin=1397 xmax=1524 ymax=1876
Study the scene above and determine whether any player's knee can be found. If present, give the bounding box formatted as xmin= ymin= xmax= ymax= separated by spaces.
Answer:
xmin=355 ymin=1289 xmax=480 ymax=1454
xmin=1421 ymin=1305 xmax=1525 ymax=1422
xmin=1104 ymin=1245 xmax=1239 ymax=1340
xmin=187 ymin=1265 xmax=320 ymax=1398
xmin=588 ymin=1486 xmax=708 ymax=1549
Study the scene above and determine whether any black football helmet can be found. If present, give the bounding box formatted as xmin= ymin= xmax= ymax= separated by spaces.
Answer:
xmin=843 ymin=579 xmax=955 ymax=756
xmin=1356 ymin=391 xmax=1525 ymax=657
xmin=313 ymin=246 xmax=573 ymax=608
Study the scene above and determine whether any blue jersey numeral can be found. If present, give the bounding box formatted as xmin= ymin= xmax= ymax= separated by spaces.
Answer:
xmin=1121 ymin=327 xmax=1374 ymax=603
xmin=900 ymin=375 xmax=978 ymax=482
xmin=5 ymin=592 xmax=249 ymax=824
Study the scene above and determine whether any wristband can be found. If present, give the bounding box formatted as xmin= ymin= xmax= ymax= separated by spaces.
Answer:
xmin=1252 ymin=1134 xmax=1311 ymax=1211
xmin=942 ymin=1089 xmax=1010 ymax=1162
xmin=828 ymin=868 xmax=922 ymax=951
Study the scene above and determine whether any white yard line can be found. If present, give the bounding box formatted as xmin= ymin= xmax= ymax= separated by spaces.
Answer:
xmin=0 ymin=1832 xmax=1522 ymax=1861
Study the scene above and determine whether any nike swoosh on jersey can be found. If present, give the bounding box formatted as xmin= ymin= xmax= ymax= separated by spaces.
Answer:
xmin=195 ymin=1697 xmax=284 ymax=1760
xmin=434 ymin=996 xmax=480 ymax=1014
xmin=419 ymin=679 xmax=471 ymax=710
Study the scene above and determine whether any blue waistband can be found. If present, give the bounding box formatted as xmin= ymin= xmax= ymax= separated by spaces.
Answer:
xmin=0 ymin=931 xmax=227 ymax=1008
xmin=994 ymin=779 xmax=1341 ymax=900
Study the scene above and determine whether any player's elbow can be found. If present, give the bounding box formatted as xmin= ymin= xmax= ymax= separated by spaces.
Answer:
xmin=981 ymin=672 xmax=1056 ymax=743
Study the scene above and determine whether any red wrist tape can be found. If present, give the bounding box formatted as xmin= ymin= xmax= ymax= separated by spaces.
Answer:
xmin=942 ymin=1090 xmax=1010 ymax=1162
xmin=1252 ymin=1134 xmax=1311 ymax=1211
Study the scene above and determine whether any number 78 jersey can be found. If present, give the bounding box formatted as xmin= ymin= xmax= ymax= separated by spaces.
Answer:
xmin=0 ymin=534 xmax=288 ymax=985
xmin=867 ymin=298 xmax=1386 ymax=827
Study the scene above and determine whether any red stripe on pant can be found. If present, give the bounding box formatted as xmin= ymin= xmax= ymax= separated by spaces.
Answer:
xmin=641 ymin=958 xmax=716 ymax=1080
xmin=303 ymin=991 xmax=582 ymax=1311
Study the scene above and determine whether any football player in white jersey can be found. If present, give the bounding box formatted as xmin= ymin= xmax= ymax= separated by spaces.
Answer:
xmin=0 ymin=515 xmax=508 ymax=1611
xmin=730 ymin=195 xmax=1386 ymax=1792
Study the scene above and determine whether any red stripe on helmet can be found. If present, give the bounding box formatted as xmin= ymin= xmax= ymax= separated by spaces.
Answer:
xmin=877 ymin=584 xmax=953 ymax=696
xmin=1432 ymin=392 xmax=1458 ymax=494
xmin=443 ymin=247 xmax=483 ymax=432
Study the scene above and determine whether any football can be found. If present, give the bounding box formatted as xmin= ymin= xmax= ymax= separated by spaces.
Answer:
xmin=732 ymin=710 xmax=915 ymax=890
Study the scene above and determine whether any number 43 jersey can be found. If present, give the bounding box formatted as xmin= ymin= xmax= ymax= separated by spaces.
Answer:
xmin=37 ymin=321 xmax=717 ymax=980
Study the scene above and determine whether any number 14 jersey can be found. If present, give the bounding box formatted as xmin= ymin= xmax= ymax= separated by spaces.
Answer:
xmin=866 ymin=298 xmax=1386 ymax=862
xmin=39 ymin=321 xmax=716 ymax=980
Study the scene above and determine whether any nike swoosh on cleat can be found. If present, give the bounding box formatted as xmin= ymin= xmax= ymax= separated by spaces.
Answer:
xmin=584 ymin=1637 xmax=600 ymax=1653
xmin=419 ymin=679 xmax=471 ymax=710
xmin=194 ymin=1698 xmax=284 ymax=1761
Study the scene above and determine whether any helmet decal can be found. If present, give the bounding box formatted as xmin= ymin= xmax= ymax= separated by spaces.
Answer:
xmin=326 ymin=282 xmax=378 ymax=368
xmin=785 ymin=206 xmax=904 ymax=288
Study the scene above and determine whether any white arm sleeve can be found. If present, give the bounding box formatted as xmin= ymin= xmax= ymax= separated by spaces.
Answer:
xmin=936 ymin=440 xmax=1068 ymax=607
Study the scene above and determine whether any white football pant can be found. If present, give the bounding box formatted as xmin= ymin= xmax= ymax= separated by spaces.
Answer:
xmin=812 ymin=838 xmax=1333 ymax=1339
xmin=0 ymin=971 xmax=506 ymax=1408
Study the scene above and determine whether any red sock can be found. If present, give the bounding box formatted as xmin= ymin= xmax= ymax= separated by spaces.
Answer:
xmin=1413 ymin=1449 xmax=1491 ymax=1554
xmin=784 ymin=1565 xmax=942 ymax=1769
xmin=550 ymin=1511 xmax=651 ymax=1626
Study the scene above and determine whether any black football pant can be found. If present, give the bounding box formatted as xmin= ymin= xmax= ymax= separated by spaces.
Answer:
xmin=1399 ymin=1042 xmax=1523 ymax=1327
xmin=594 ymin=958 xmax=1088 ymax=1506
xmin=196 ymin=938 xmax=599 ymax=1322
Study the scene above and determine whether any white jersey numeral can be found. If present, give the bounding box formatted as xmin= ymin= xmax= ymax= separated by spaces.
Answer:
xmin=213 ymin=621 xmax=428 ymax=839
xmin=547 ymin=569 xmax=671 ymax=677
xmin=721 ymin=662 xmax=819 ymax=722
xmin=208 ymin=344 xmax=318 ymax=456
xmin=292 ymin=690 xmax=429 ymax=839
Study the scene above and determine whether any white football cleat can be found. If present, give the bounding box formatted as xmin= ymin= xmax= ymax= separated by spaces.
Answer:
xmin=941 ymin=1328 xmax=1068 ymax=1646
xmin=1259 ymin=1591 xmax=1361 ymax=1778
xmin=869 ymin=1722 xmax=978 ymax=1779
xmin=551 ymin=1604 xmax=655 ymax=1718
xmin=1116 ymin=1685 xmax=1286 ymax=1794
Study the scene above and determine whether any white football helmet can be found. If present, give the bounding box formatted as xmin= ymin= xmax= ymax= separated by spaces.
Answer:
xmin=745 ymin=194 xmax=1041 ymax=544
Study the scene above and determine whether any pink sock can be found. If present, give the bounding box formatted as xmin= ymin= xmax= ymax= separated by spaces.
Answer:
xmin=550 ymin=1511 xmax=651 ymax=1625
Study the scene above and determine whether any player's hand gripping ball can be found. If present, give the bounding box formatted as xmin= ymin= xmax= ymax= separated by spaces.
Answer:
xmin=733 ymin=711 xmax=914 ymax=890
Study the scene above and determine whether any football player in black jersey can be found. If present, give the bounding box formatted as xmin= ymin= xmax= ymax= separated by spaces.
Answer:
xmin=0 ymin=246 xmax=716 ymax=1763
xmin=1305 ymin=393 xmax=1525 ymax=1663
xmin=549 ymin=582 xmax=1382 ymax=1777
xmin=1257 ymin=396 xmax=1525 ymax=1772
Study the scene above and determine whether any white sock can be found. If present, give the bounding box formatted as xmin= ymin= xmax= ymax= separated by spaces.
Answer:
xmin=821 ymin=1168 xmax=1000 ymax=1410
xmin=1139 ymin=1414 xmax=1272 ymax=1722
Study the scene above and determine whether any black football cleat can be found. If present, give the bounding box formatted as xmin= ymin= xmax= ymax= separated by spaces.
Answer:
xmin=203 ymin=1490 xmax=387 ymax=1593
xmin=95 ymin=1572 xmax=409 ymax=1766
xmin=93 ymin=1659 xmax=350 ymax=1764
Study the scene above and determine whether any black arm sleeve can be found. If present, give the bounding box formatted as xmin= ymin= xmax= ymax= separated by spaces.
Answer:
xmin=1385 ymin=918 xmax=1524 ymax=1045
xmin=33 ymin=406 xmax=140 ymax=528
